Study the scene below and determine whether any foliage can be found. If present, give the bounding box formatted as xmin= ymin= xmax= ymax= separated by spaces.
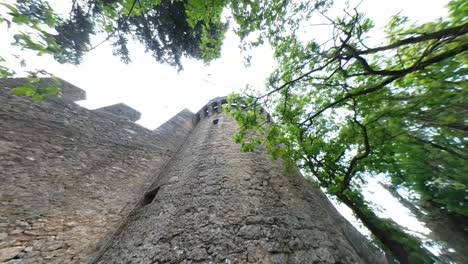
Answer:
xmin=0 ymin=0 xmax=228 ymax=70
xmin=0 ymin=56 xmax=14 ymax=78
xmin=8 ymin=71 xmax=61 ymax=100
xmin=226 ymin=0 xmax=467 ymax=262
xmin=338 ymin=190 xmax=434 ymax=263
xmin=0 ymin=0 xmax=229 ymax=98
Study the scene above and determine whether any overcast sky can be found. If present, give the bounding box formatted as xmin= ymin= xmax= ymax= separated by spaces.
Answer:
xmin=0 ymin=0 xmax=448 ymax=129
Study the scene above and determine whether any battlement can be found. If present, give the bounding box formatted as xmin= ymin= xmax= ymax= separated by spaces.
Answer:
xmin=194 ymin=96 xmax=271 ymax=124
xmin=0 ymin=77 xmax=147 ymax=122
xmin=95 ymin=103 xmax=142 ymax=122
xmin=193 ymin=96 xmax=226 ymax=123
xmin=0 ymin=77 xmax=86 ymax=102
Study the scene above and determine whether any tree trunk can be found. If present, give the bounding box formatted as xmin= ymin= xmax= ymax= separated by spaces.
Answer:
xmin=337 ymin=193 xmax=433 ymax=264
xmin=94 ymin=100 xmax=385 ymax=263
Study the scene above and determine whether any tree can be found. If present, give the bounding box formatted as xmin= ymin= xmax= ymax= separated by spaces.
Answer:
xmin=0 ymin=0 xmax=228 ymax=98
xmin=226 ymin=0 xmax=467 ymax=263
xmin=0 ymin=0 xmax=228 ymax=69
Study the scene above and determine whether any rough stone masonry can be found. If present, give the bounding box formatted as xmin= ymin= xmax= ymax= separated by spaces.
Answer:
xmin=0 ymin=79 xmax=385 ymax=263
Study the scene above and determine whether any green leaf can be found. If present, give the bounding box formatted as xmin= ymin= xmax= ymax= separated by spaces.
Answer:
xmin=11 ymin=87 xmax=35 ymax=96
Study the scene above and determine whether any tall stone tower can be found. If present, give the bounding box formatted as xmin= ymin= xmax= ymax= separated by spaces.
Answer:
xmin=0 ymin=80 xmax=384 ymax=263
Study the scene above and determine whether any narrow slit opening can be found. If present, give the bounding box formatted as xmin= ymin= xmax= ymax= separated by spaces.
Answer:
xmin=141 ymin=187 xmax=160 ymax=207
xmin=212 ymin=103 xmax=219 ymax=112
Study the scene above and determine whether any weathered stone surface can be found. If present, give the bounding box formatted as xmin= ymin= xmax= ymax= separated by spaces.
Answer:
xmin=95 ymin=103 xmax=141 ymax=122
xmin=0 ymin=88 xmax=194 ymax=263
xmin=0 ymin=246 xmax=24 ymax=262
xmin=96 ymin=104 xmax=385 ymax=263
xmin=154 ymin=108 xmax=195 ymax=148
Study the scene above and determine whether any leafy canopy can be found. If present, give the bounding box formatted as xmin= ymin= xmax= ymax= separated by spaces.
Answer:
xmin=226 ymin=0 xmax=467 ymax=262
xmin=0 ymin=0 xmax=228 ymax=70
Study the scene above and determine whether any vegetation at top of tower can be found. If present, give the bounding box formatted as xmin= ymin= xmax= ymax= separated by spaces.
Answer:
xmin=1 ymin=0 xmax=467 ymax=263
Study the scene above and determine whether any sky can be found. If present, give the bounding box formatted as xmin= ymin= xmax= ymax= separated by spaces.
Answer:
xmin=0 ymin=0 xmax=449 ymax=129
xmin=0 ymin=1 xmax=275 ymax=129
xmin=0 ymin=0 xmax=453 ymax=256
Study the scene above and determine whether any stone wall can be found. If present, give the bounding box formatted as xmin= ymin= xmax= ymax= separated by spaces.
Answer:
xmin=95 ymin=103 xmax=142 ymax=122
xmin=154 ymin=109 xmax=197 ymax=147
xmin=96 ymin=104 xmax=385 ymax=263
xmin=0 ymin=89 xmax=194 ymax=263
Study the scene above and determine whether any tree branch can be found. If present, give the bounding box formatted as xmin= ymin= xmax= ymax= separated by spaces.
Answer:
xmin=341 ymin=100 xmax=371 ymax=192
xmin=88 ymin=0 xmax=139 ymax=51
xmin=300 ymin=41 xmax=468 ymax=126
xmin=353 ymin=22 xmax=468 ymax=56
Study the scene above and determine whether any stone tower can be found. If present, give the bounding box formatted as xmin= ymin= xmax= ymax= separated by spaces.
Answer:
xmin=0 ymin=79 xmax=384 ymax=263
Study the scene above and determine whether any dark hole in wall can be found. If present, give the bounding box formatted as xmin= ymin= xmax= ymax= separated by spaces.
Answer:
xmin=212 ymin=103 xmax=219 ymax=112
xmin=213 ymin=119 xmax=219 ymax=125
xmin=141 ymin=187 xmax=160 ymax=207
xmin=194 ymin=113 xmax=201 ymax=124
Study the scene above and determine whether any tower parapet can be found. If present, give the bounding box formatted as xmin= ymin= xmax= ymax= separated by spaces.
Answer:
xmin=193 ymin=96 xmax=226 ymax=124
xmin=0 ymin=77 xmax=146 ymax=122
xmin=194 ymin=96 xmax=271 ymax=124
